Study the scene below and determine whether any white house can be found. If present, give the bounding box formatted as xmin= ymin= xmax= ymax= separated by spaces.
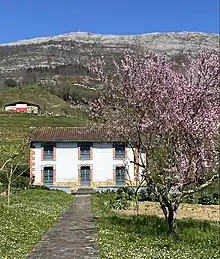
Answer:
xmin=30 ymin=127 xmax=140 ymax=190
xmin=5 ymin=101 xmax=40 ymax=114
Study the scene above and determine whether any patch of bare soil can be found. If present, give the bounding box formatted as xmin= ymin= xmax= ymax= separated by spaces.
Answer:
xmin=117 ymin=202 xmax=220 ymax=221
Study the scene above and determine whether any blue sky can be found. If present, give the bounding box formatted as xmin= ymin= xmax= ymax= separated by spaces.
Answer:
xmin=0 ymin=0 xmax=219 ymax=44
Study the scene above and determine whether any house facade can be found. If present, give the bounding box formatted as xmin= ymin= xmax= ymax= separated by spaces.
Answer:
xmin=30 ymin=127 xmax=140 ymax=190
xmin=5 ymin=101 xmax=40 ymax=114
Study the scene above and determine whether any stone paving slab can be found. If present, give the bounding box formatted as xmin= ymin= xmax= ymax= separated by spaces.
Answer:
xmin=27 ymin=195 xmax=99 ymax=259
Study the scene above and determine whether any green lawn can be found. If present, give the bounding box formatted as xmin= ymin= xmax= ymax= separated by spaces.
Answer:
xmin=92 ymin=194 xmax=220 ymax=259
xmin=0 ymin=112 xmax=87 ymax=128
xmin=0 ymin=189 xmax=72 ymax=259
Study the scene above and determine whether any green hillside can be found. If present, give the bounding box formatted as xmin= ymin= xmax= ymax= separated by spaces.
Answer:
xmin=0 ymin=85 xmax=88 ymax=164
xmin=0 ymin=112 xmax=87 ymax=128
xmin=0 ymin=85 xmax=72 ymax=114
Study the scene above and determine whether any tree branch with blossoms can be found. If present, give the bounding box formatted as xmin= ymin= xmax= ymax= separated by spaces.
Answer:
xmin=88 ymin=48 xmax=219 ymax=234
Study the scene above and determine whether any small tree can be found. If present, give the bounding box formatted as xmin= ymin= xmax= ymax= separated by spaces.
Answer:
xmin=123 ymin=149 xmax=147 ymax=215
xmin=4 ymin=78 xmax=17 ymax=88
xmin=89 ymin=49 xmax=219 ymax=234
xmin=0 ymin=134 xmax=29 ymax=208
xmin=4 ymin=164 xmax=29 ymax=208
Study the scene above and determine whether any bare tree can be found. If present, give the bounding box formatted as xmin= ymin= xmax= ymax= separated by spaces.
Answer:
xmin=5 ymin=164 xmax=29 ymax=208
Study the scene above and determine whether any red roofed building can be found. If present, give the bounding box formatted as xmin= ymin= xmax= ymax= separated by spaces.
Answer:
xmin=5 ymin=101 xmax=40 ymax=114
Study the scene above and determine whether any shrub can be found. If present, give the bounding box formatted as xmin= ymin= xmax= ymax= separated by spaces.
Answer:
xmin=138 ymin=189 xmax=148 ymax=201
xmin=107 ymin=190 xmax=131 ymax=210
xmin=197 ymin=192 xmax=219 ymax=205
xmin=116 ymin=186 xmax=134 ymax=200
xmin=4 ymin=78 xmax=17 ymax=88
xmin=105 ymin=189 xmax=114 ymax=193
xmin=29 ymin=185 xmax=50 ymax=190
xmin=14 ymin=175 xmax=29 ymax=189
xmin=212 ymin=192 xmax=220 ymax=200
xmin=198 ymin=193 xmax=212 ymax=205
xmin=184 ymin=193 xmax=195 ymax=204
xmin=149 ymin=192 xmax=159 ymax=202
xmin=0 ymin=165 xmax=29 ymax=191
xmin=212 ymin=192 xmax=220 ymax=205
xmin=108 ymin=194 xmax=130 ymax=210
xmin=138 ymin=188 xmax=159 ymax=202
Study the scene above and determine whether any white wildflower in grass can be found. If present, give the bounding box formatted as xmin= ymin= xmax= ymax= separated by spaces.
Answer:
xmin=92 ymin=194 xmax=220 ymax=259
xmin=0 ymin=189 xmax=72 ymax=259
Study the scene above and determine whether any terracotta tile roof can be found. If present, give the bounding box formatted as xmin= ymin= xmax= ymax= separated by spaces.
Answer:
xmin=30 ymin=127 xmax=124 ymax=142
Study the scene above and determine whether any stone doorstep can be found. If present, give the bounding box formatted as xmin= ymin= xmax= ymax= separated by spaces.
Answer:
xmin=76 ymin=187 xmax=95 ymax=195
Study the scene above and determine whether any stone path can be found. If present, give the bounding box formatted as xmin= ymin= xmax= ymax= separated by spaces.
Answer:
xmin=27 ymin=195 xmax=99 ymax=259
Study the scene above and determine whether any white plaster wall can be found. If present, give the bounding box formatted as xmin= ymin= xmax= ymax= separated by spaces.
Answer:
xmin=126 ymin=146 xmax=135 ymax=180
xmin=56 ymin=142 xmax=78 ymax=182
xmin=93 ymin=143 xmax=114 ymax=182
xmin=34 ymin=143 xmax=42 ymax=183
xmin=92 ymin=143 xmax=135 ymax=182
xmin=33 ymin=142 xmax=135 ymax=184
xmin=5 ymin=106 xmax=16 ymax=111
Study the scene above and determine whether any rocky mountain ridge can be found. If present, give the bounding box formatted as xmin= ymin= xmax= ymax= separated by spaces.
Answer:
xmin=0 ymin=31 xmax=219 ymax=81
xmin=0 ymin=31 xmax=217 ymax=46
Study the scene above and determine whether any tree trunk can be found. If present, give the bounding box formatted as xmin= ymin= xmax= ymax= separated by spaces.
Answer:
xmin=135 ymin=195 xmax=139 ymax=215
xmin=7 ymin=165 xmax=13 ymax=208
xmin=7 ymin=180 xmax=11 ymax=208
xmin=160 ymin=204 xmax=168 ymax=220
xmin=167 ymin=208 xmax=178 ymax=235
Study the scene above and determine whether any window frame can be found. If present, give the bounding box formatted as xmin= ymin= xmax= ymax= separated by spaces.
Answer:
xmin=114 ymin=143 xmax=126 ymax=160
xmin=42 ymin=143 xmax=55 ymax=161
xmin=43 ymin=166 xmax=54 ymax=185
xmin=78 ymin=142 xmax=92 ymax=160
xmin=78 ymin=164 xmax=93 ymax=186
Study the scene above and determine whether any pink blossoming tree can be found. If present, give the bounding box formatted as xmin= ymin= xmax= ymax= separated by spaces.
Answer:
xmin=89 ymin=49 xmax=220 ymax=233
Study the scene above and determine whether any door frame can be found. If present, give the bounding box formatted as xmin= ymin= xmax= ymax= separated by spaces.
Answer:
xmin=41 ymin=164 xmax=56 ymax=185
xmin=78 ymin=164 xmax=93 ymax=186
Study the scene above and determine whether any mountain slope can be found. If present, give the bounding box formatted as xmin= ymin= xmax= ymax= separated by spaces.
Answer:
xmin=0 ymin=32 xmax=219 ymax=80
xmin=0 ymin=85 xmax=82 ymax=115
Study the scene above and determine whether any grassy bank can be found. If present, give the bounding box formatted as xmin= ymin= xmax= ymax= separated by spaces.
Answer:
xmin=0 ymin=189 xmax=72 ymax=258
xmin=0 ymin=85 xmax=70 ymax=114
xmin=0 ymin=112 xmax=87 ymax=128
xmin=92 ymin=194 xmax=220 ymax=259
